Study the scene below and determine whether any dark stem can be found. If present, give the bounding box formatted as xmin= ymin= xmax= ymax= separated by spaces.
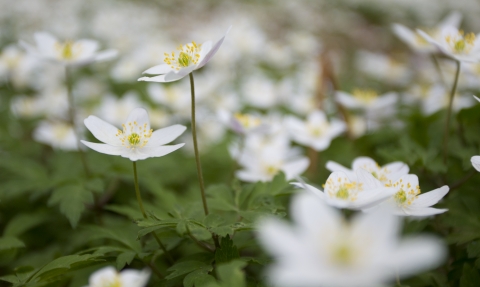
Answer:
xmin=65 ymin=66 xmax=90 ymax=177
xmin=443 ymin=60 xmax=461 ymax=164
xmin=188 ymin=72 xmax=209 ymax=216
xmin=133 ymin=161 xmax=174 ymax=264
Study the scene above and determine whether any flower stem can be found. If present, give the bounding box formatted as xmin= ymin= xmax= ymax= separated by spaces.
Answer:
xmin=132 ymin=161 xmax=173 ymax=264
xmin=188 ymin=72 xmax=209 ymax=216
xmin=65 ymin=66 xmax=90 ymax=177
xmin=442 ymin=60 xmax=461 ymax=164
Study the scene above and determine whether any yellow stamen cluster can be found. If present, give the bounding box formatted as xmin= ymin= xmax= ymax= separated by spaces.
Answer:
xmin=445 ymin=30 xmax=476 ymax=53
xmin=116 ymin=121 xmax=153 ymax=149
xmin=308 ymin=123 xmax=325 ymax=137
xmin=352 ymin=89 xmax=378 ymax=103
xmin=164 ymin=41 xmax=202 ymax=71
xmin=55 ymin=41 xmax=80 ymax=60
xmin=385 ymin=178 xmax=421 ymax=206
xmin=234 ymin=113 xmax=261 ymax=129
xmin=265 ymin=165 xmax=279 ymax=176
xmin=332 ymin=243 xmax=354 ymax=265
xmin=325 ymin=176 xmax=362 ymax=202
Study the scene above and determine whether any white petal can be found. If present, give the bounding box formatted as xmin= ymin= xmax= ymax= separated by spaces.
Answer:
xmin=290 ymin=182 xmax=326 ymax=200
xmin=196 ymin=26 xmax=231 ymax=69
xmin=356 ymin=168 xmax=382 ymax=189
xmin=81 ymin=141 xmax=125 ymax=156
xmin=120 ymin=269 xmax=151 ymax=287
xmin=282 ymin=157 xmax=309 ymax=180
xmin=140 ymin=143 xmax=185 ymax=158
xmin=352 ymin=208 xmax=400 ymax=249
xmin=146 ymin=125 xmax=186 ymax=147
xmin=410 ymin=186 xmax=449 ymax=208
xmin=34 ymin=32 xmax=57 ymax=57
xmin=325 ymin=160 xmax=352 ymax=175
xmin=164 ymin=66 xmax=195 ymax=81
xmin=335 ymin=91 xmax=362 ymax=109
xmin=125 ymin=108 xmax=150 ymax=129
xmin=383 ymin=161 xmax=409 ymax=177
xmin=352 ymin=157 xmax=377 ymax=170
xmin=256 ymin=217 xmax=304 ymax=257
xmin=391 ymin=23 xmax=418 ymax=49
xmin=89 ymin=266 xmax=118 ymax=286
xmin=438 ymin=11 xmax=462 ymax=29
xmin=404 ymin=206 xmax=448 ymax=217
xmin=473 ymin=95 xmax=480 ymax=103
xmin=371 ymin=92 xmax=398 ymax=110
xmin=142 ymin=64 xmax=172 ymax=75
xmin=84 ymin=115 xmax=122 ymax=146
xmin=94 ymin=49 xmax=118 ymax=62
xmin=471 ymin=156 xmax=480 ymax=171
xmin=76 ymin=39 xmax=99 ymax=58
xmin=354 ymin=187 xmax=396 ymax=210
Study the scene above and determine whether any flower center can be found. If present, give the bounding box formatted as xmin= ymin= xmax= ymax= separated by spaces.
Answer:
xmin=445 ymin=30 xmax=476 ymax=53
xmin=394 ymin=190 xmax=407 ymax=204
xmin=116 ymin=121 xmax=153 ymax=149
xmin=234 ymin=113 xmax=261 ymax=129
xmin=55 ymin=41 xmax=80 ymax=60
xmin=336 ymin=186 xmax=350 ymax=199
xmin=324 ymin=176 xmax=362 ymax=202
xmin=266 ymin=165 xmax=279 ymax=176
xmin=352 ymin=88 xmax=378 ymax=103
xmin=386 ymin=179 xmax=421 ymax=207
xmin=164 ymin=41 xmax=202 ymax=71
xmin=332 ymin=243 xmax=354 ymax=265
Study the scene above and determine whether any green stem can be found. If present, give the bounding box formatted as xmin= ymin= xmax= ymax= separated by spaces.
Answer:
xmin=65 ymin=66 xmax=90 ymax=177
xmin=431 ymin=54 xmax=446 ymax=87
xmin=188 ymin=72 xmax=209 ymax=216
xmin=132 ymin=161 xmax=174 ymax=264
xmin=443 ymin=60 xmax=461 ymax=164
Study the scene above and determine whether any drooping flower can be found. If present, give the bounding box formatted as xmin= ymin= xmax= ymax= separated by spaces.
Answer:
xmin=138 ymin=27 xmax=231 ymax=83
xmin=81 ymin=108 xmax=186 ymax=161
xmin=326 ymin=156 xmax=409 ymax=185
xmin=85 ymin=266 xmax=150 ymax=287
xmin=378 ymin=174 xmax=450 ymax=217
xmin=257 ymin=192 xmax=446 ymax=287
xmin=418 ymin=26 xmax=480 ymax=62
xmin=392 ymin=11 xmax=462 ymax=54
xmin=292 ymin=169 xmax=394 ymax=210
xmin=285 ymin=109 xmax=345 ymax=151
xmin=20 ymin=32 xmax=118 ymax=66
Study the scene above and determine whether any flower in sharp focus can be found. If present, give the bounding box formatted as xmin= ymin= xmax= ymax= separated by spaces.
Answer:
xmin=292 ymin=169 xmax=395 ymax=210
xmin=138 ymin=27 xmax=231 ymax=83
xmin=81 ymin=108 xmax=186 ymax=161
xmin=20 ymin=31 xmax=118 ymax=66
xmin=326 ymin=156 xmax=409 ymax=185
xmin=379 ymin=174 xmax=450 ymax=217
xmin=257 ymin=192 xmax=446 ymax=287
xmin=418 ymin=26 xmax=480 ymax=62
xmin=85 ymin=266 xmax=150 ymax=287
xmin=285 ymin=109 xmax=346 ymax=151
xmin=392 ymin=11 xmax=462 ymax=54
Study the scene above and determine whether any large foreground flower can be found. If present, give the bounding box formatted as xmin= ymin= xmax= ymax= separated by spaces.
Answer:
xmin=81 ymin=108 xmax=186 ymax=161
xmin=257 ymin=192 xmax=446 ymax=287
xmin=377 ymin=174 xmax=449 ymax=217
xmin=138 ymin=27 xmax=231 ymax=83
xmin=85 ymin=266 xmax=150 ymax=287
xmin=20 ymin=32 xmax=117 ymax=66
xmin=292 ymin=169 xmax=394 ymax=210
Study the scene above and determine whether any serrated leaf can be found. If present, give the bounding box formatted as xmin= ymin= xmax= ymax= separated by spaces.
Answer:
xmin=460 ymin=263 xmax=480 ymax=287
xmin=215 ymin=235 xmax=239 ymax=264
xmin=216 ymin=260 xmax=247 ymax=287
xmin=206 ymin=184 xmax=237 ymax=212
xmin=0 ymin=236 xmax=25 ymax=250
xmin=117 ymin=251 xmax=136 ymax=270
xmin=84 ymin=177 xmax=105 ymax=194
xmin=48 ymin=184 xmax=94 ymax=228
xmin=166 ymin=261 xmax=212 ymax=280
xmin=83 ymin=225 xmax=142 ymax=253
xmin=183 ymin=266 xmax=215 ymax=287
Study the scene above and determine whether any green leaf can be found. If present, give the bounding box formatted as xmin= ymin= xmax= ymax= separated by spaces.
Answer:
xmin=0 ymin=236 xmax=25 ymax=250
xmin=215 ymin=235 xmax=239 ymax=264
xmin=206 ymin=184 xmax=237 ymax=212
xmin=84 ymin=177 xmax=105 ymax=194
xmin=4 ymin=213 xmax=49 ymax=237
xmin=467 ymin=241 xmax=480 ymax=258
xmin=166 ymin=261 xmax=212 ymax=280
xmin=460 ymin=263 xmax=480 ymax=287
xmin=48 ymin=183 xmax=94 ymax=228
xmin=0 ymin=275 xmax=19 ymax=284
xmin=30 ymin=254 xmax=103 ymax=282
xmin=116 ymin=251 xmax=136 ymax=270
xmin=183 ymin=267 xmax=215 ymax=287
xmin=216 ymin=260 xmax=247 ymax=287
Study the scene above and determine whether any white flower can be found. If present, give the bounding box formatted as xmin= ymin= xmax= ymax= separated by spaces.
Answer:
xmin=221 ymin=111 xmax=268 ymax=135
xmin=33 ymin=120 xmax=78 ymax=151
xmin=20 ymin=32 xmax=117 ymax=66
xmin=285 ymin=110 xmax=345 ymax=151
xmin=355 ymin=50 xmax=410 ymax=86
xmin=81 ymin=108 xmax=186 ymax=161
xmin=335 ymin=89 xmax=398 ymax=114
xmin=379 ymin=174 xmax=450 ymax=217
xmin=326 ymin=156 xmax=409 ymax=184
xmin=418 ymin=26 xmax=480 ymax=62
xmin=96 ymin=91 xmax=146 ymax=127
xmin=138 ymin=27 xmax=230 ymax=83
xmin=85 ymin=266 xmax=150 ymax=287
xmin=257 ymin=192 xmax=446 ymax=287
xmin=471 ymin=156 xmax=480 ymax=172
xmin=392 ymin=11 xmax=462 ymax=54
xmin=293 ymin=169 xmax=394 ymax=210
xmin=407 ymin=84 xmax=474 ymax=115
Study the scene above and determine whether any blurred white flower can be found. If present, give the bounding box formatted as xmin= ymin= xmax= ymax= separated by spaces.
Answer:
xmin=85 ymin=266 xmax=150 ymax=287
xmin=0 ymin=44 xmax=38 ymax=88
xmin=81 ymin=108 xmax=185 ymax=161
xmin=418 ymin=26 xmax=480 ymax=62
xmin=293 ymin=169 xmax=394 ymax=210
xmin=220 ymin=111 xmax=268 ymax=135
xmin=355 ymin=51 xmax=410 ymax=86
xmin=96 ymin=91 xmax=146 ymax=127
xmin=33 ymin=120 xmax=78 ymax=151
xmin=241 ymin=73 xmax=279 ymax=109
xmin=147 ymin=82 xmax=191 ymax=118
xmin=407 ymin=84 xmax=474 ymax=115
xmin=378 ymin=174 xmax=450 ymax=217
xmin=335 ymin=89 xmax=398 ymax=113
xmin=326 ymin=156 xmax=409 ymax=184
xmin=285 ymin=110 xmax=345 ymax=151
xmin=392 ymin=11 xmax=462 ymax=53
xmin=471 ymin=156 xmax=480 ymax=171
xmin=20 ymin=31 xmax=117 ymax=66
xmin=138 ymin=27 xmax=230 ymax=83
xmin=257 ymin=192 xmax=446 ymax=287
